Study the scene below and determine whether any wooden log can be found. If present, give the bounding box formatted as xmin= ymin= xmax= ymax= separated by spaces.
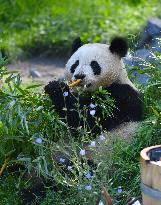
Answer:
xmin=140 ymin=145 xmax=161 ymax=205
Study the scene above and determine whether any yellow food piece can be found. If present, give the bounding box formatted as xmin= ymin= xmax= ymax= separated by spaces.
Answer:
xmin=69 ymin=79 xmax=81 ymax=87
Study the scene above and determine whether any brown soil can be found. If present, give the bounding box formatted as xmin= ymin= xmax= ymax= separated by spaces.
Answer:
xmin=7 ymin=56 xmax=67 ymax=85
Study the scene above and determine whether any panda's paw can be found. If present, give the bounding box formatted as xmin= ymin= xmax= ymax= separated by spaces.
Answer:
xmin=44 ymin=81 xmax=69 ymax=95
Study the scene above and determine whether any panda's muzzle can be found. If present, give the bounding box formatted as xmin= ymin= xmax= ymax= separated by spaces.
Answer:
xmin=74 ymin=74 xmax=86 ymax=80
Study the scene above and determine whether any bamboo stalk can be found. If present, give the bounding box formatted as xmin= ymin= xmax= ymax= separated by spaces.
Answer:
xmin=0 ymin=157 xmax=9 ymax=176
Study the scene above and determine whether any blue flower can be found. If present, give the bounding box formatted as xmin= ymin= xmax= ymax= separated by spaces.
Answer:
xmin=85 ymin=184 xmax=92 ymax=190
xmin=85 ymin=172 xmax=92 ymax=179
xmin=79 ymin=149 xmax=86 ymax=156
xmin=117 ymin=186 xmax=122 ymax=194
xmin=90 ymin=103 xmax=96 ymax=108
xmin=35 ymin=137 xmax=42 ymax=144
xmin=90 ymin=109 xmax=96 ymax=116
xmin=89 ymin=141 xmax=96 ymax=147
xmin=59 ymin=157 xmax=65 ymax=163
xmin=63 ymin=91 xmax=69 ymax=97
xmin=99 ymin=134 xmax=105 ymax=141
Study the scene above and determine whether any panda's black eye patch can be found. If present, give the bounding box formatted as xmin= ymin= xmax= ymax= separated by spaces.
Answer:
xmin=71 ymin=60 xmax=79 ymax=73
xmin=90 ymin=61 xmax=101 ymax=75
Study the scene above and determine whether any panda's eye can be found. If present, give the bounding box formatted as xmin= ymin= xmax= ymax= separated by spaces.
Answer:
xmin=71 ymin=60 xmax=79 ymax=73
xmin=90 ymin=61 xmax=101 ymax=75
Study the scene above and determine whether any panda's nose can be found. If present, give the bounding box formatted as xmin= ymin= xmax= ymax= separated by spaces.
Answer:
xmin=74 ymin=74 xmax=86 ymax=80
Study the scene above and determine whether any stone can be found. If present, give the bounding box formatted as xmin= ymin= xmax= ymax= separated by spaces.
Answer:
xmin=29 ymin=69 xmax=41 ymax=78
xmin=134 ymin=49 xmax=158 ymax=65
xmin=123 ymin=56 xmax=150 ymax=85
xmin=134 ymin=48 xmax=154 ymax=61
xmin=136 ymin=73 xmax=150 ymax=85
xmin=151 ymin=35 xmax=161 ymax=53
xmin=137 ymin=18 xmax=161 ymax=48
xmin=146 ymin=18 xmax=161 ymax=37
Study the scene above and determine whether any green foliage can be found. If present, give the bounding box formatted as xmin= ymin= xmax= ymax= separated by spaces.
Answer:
xmin=0 ymin=50 xmax=161 ymax=204
xmin=0 ymin=0 xmax=161 ymax=59
xmin=0 ymin=176 xmax=21 ymax=205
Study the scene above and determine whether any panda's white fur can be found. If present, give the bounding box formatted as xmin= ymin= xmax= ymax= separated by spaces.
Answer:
xmin=65 ymin=43 xmax=136 ymax=92
xmin=64 ymin=43 xmax=140 ymax=140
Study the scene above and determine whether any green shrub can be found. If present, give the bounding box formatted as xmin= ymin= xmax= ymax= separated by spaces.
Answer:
xmin=0 ymin=51 xmax=161 ymax=204
xmin=0 ymin=0 xmax=161 ymax=59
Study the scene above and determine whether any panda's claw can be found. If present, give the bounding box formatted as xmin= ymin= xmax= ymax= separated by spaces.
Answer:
xmin=44 ymin=81 xmax=69 ymax=95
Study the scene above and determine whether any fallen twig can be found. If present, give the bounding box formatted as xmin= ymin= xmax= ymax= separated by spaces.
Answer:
xmin=0 ymin=157 xmax=10 ymax=176
xmin=102 ymin=187 xmax=113 ymax=205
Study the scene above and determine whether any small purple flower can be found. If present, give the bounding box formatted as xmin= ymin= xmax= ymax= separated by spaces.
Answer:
xmin=63 ymin=91 xmax=68 ymax=97
xmin=79 ymin=149 xmax=86 ymax=156
xmin=67 ymin=166 xmax=72 ymax=171
xmin=90 ymin=109 xmax=96 ymax=116
xmin=85 ymin=184 xmax=92 ymax=190
xmin=35 ymin=137 xmax=42 ymax=144
xmin=85 ymin=172 xmax=92 ymax=179
xmin=89 ymin=141 xmax=96 ymax=147
xmin=59 ymin=157 xmax=65 ymax=163
xmin=117 ymin=186 xmax=122 ymax=194
xmin=90 ymin=103 xmax=96 ymax=108
xmin=99 ymin=134 xmax=105 ymax=141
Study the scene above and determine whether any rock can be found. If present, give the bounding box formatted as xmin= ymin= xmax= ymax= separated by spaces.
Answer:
xmin=29 ymin=69 xmax=41 ymax=78
xmin=123 ymin=56 xmax=141 ymax=67
xmin=136 ymin=73 xmax=150 ymax=85
xmin=137 ymin=18 xmax=161 ymax=48
xmin=123 ymin=56 xmax=150 ymax=85
xmin=134 ymin=48 xmax=155 ymax=62
xmin=151 ymin=35 xmax=161 ymax=53
xmin=146 ymin=18 xmax=161 ymax=37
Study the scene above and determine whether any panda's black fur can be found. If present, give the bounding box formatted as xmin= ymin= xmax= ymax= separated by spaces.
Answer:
xmin=45 ymin=37 xmax=143 ymax=136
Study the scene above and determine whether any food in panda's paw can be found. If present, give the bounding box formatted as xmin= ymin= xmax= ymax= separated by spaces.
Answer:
xmin=69 ymin=79 xmax=81 ymax=87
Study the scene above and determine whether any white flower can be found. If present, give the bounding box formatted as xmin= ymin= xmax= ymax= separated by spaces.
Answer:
xmin=99 ymin=134 xmax=105 ymax=141
xmin=117 ymin=186 xmax=122 ymax=194
xmin=63 ymin=91 xmax=68 ymax=97
xmin=90 ymin=103 xmax=96 ymax=108
xmin=59 ymin=157 xmax=65 ymax=163
xmin=35 ymin=137 xmax=42 ymax=144
xmin=67 ymin=166 xmax=72 ymax=171
xmin=99 ymin=201 xmax=104 ymax=205
xmin=89 ymin=141 xmax=96 ymax=147
xmin=79 ymin=149 xmax=86 ymax=156
xmin=90 ymin=109 xmax=96 ymax=116
xmin=85 ymin=184 xmax=92 ymax=190
xmin=77 ymin=185 xmax=82 ymax=191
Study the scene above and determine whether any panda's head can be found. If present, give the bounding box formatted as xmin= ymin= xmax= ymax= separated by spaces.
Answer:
xmin=65 ymin=37 xmax=129 ymax=91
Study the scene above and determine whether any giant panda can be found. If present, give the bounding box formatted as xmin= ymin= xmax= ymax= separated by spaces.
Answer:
xmin=45 ymin=37 xmax=143 ymax=140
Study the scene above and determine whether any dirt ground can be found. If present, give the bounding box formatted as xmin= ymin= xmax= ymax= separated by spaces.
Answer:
xmin=7 ymin=56 xmax=67 ymax=85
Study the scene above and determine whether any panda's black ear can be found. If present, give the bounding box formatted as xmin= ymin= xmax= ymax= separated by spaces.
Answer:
xmin=109 ymin=37 xmax=128 ymax=58
xmin=71 ymin=37 xmax=83 ymax=55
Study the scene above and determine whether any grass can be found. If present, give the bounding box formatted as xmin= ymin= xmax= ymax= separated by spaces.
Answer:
xmin=0 ymin=1 xmax=161 ymax=204
xmin=0 ymin=0 xmax=161 ymax=59
xmin=0 ymin=50 xmax=161 ymax=204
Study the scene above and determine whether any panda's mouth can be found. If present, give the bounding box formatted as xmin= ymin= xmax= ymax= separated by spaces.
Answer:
xmin=79 ymin=82 xmax=92 ymax=88
xmin=69 ymin=78 xmax=92 ymax=89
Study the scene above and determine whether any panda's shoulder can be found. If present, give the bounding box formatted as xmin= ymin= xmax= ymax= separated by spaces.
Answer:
xmin=105 ymin=83 xmax=140 ymax=100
